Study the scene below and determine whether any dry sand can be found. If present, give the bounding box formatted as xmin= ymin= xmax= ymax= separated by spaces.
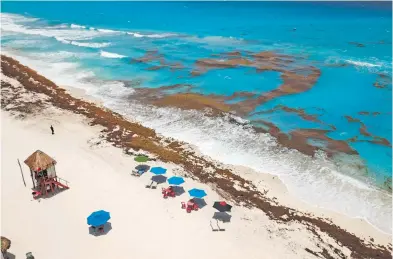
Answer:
xmin=1 ymin=55 xmax=391 ymax=258
xmin=2 ymin=109 xmax=329 ymax=259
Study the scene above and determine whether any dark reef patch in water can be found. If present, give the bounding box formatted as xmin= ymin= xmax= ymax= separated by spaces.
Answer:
xmin=251 ymin=104 xmax=335 ymax=131
xmin=349 ymin=42 xmax=366 ymax=48
xmin=152 ymin=93 xmax=231 ymax=115
xmin=344 ymin=115 xmax=392 ymax=147
xmin=373 ymin=73 xmax=391 ymax=89
xmin=358 ymin=111 xmax=382 ymax=116
xmin=2 ymin=55 xmax=392 ymax=259
xmin=345 ymin=115 xmax=361 ymax=123
xmin=129 ymin=50 xmax=368 ymax=158
xmin=188 ymin=51 xmax=321 ymax=115
xmin=252 ymin=120 xmax=358 ymax=157
xmin=130 ymin=50 xmax=185 ymax=72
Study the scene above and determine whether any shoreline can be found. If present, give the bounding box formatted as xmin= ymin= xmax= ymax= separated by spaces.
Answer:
xmin=1 ymin=54 xmax=392 ymax=258
xmin=62 ymin=79 xmax=392 ymax=237
xmin=4 ymin=48 xmax=391 ymax=232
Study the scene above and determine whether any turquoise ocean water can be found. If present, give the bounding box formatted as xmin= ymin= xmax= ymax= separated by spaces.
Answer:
xmin=1 ymin=1 xmax=392 ymax=233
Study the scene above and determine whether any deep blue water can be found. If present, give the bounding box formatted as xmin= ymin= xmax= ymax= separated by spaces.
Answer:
xmin=1 ymin=1 xmax=392 ymax=233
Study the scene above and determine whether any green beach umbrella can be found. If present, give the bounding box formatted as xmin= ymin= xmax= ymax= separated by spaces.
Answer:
xmin=134 ymin=155 xmax=149 ymax=163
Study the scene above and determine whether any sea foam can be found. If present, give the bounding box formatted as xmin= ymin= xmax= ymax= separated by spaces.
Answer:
xmin=345 ymin=60 xmax=382 ymax=68
xmin=126 ymin=32 xmax=177 ymax=38
xmin=1 ymin=13 xmax=118 ymax=43
xmin=109 ymin=101 xmax=392 ymax=234
xmin=70 ymin=23 xmax=86 ymax=29
xmin=2 ymin=11 xmax=392 ymax=236
xmin=55 ymin=37 xmax=111 ymax=48
xmin=5 ymin=47 xmax=392 ymax=234
xmin=100 ymin=50 xmax=126 ymax=58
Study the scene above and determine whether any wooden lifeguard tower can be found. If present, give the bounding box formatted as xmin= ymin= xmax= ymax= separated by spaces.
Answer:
xmin=24 ymin=150 xmax=69 ymax=198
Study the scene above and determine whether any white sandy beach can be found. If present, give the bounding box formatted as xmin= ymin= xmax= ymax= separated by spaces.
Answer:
xmin=0 ymin=64 xmax=391 ymax=258
xmin=1 ymin=108 xmax=329 ymax=259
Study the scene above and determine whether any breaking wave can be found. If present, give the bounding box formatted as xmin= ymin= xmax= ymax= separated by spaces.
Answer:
xmin=110 ymin=101 xmax=392 ymax=234
xmin=2 ymin=11 xmax=392 ymax=236
xmin=100 ymin=50 xmax=126 ymax=58
xmin=126 ymin=32 xmax=177 ymax=38
xmin=345 ymin=59 xmax=382 ymax=68
xmin=186 ymin=35 xmax=246 ymax=46
xmin=55 ymin=37 xmax=111 ymax=48
xmin=1 ymin=13 xmax=119 ymax=43
xmin=325 ymin=55 xmax=392 ymax=74
xmin=97 ymin=28 xmax=120 ymax=33
xmin=2 ymin=49 xmax=134 ymax=100
xmin=70 ymin=23 xmax=86 ymax=29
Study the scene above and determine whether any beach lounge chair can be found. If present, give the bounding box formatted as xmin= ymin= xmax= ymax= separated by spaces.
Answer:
xmin=167 ymin=187 xmax=176 ymax=197
xmin=131 ymin=170 xmax=142 ymax=177
xmin=181 ymin=202 xmax=186 ymax=209
xmin=210 ymin=220 xmax=219 ymax=232
xmin=162 ymin=187 xmax=176 ymax=198
xmin=32 ymin=191 xmax=41 ymax=199
xmin=162 ymin=188 xmax=167 ymax=198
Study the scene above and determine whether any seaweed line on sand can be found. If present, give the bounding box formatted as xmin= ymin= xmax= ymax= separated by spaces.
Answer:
xmin=1 ymin=55 xmax=391 ymax=259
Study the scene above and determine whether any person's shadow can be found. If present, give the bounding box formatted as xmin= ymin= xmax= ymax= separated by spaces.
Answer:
xmin=213 ymin=212 xmax=232 ymax=223
xmin=146 ymin=175 xmax=167 ymax=189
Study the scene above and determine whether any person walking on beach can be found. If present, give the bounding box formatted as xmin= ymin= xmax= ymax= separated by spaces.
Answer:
xmin=50 ymin=125 xmax=54 ymax=135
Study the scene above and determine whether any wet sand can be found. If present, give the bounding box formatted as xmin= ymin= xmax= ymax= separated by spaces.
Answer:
xmin=1 ymin=55 xmax=392 ymax=259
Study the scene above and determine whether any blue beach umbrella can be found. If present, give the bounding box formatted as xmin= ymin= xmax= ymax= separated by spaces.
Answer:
xmin=150 ymin=167 xmax=167 ymax=175
xmin=87 ymin=210 xmax=111 ymax=227
xmin=188 ymin=188 xmax=207 ymax=199
xmin=167 ymin=176 xmax=185 ymax=186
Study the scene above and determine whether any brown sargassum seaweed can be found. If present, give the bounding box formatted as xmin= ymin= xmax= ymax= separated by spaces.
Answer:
xmin=1 ymin=55 xmax=392 ymax=258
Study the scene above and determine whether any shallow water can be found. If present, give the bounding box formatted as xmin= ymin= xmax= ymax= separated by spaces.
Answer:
xmin=1 ymin=1 xmax=391 ymax=233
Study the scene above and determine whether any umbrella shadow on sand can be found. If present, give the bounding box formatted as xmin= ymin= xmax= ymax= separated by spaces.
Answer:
xmin=173 ymin=186 xmax=185 ymax=196
xmin=135 ymin=164 xmax=150 ymax=172
xmin=152 ymin=175 xmax=167 ymax=184
xmin=146 ymin=175 xmax=167 ymax=189
xmin=193 ymin=198 xmax=207 ymax=209
xmin=213 ymin=212 xmax=232 ymax=223
xmin=88 ymin=222 xmax=112 ymax=236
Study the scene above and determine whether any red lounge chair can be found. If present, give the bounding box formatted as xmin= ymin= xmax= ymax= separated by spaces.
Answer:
xmin=168 ymin=190 xmax=176 ymax=197
xmin=193 ymin=203 xmax=199 ymax=211
xmin=181 ymin=202 xmax=186 ymax=209
xmin=32 ymin=191 xmax=41 ymax=199
xmin=186 ymin=205 xmax=192 ymax=213
xmin=162 ymin=188 xmax=171 ymax=199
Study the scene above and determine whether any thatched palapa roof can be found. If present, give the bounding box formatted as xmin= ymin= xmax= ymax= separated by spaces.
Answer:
xmin=1 ymin=237 xmax=11 ymax=253
xmin=24 ymin=150 xmax=56 ymax=171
